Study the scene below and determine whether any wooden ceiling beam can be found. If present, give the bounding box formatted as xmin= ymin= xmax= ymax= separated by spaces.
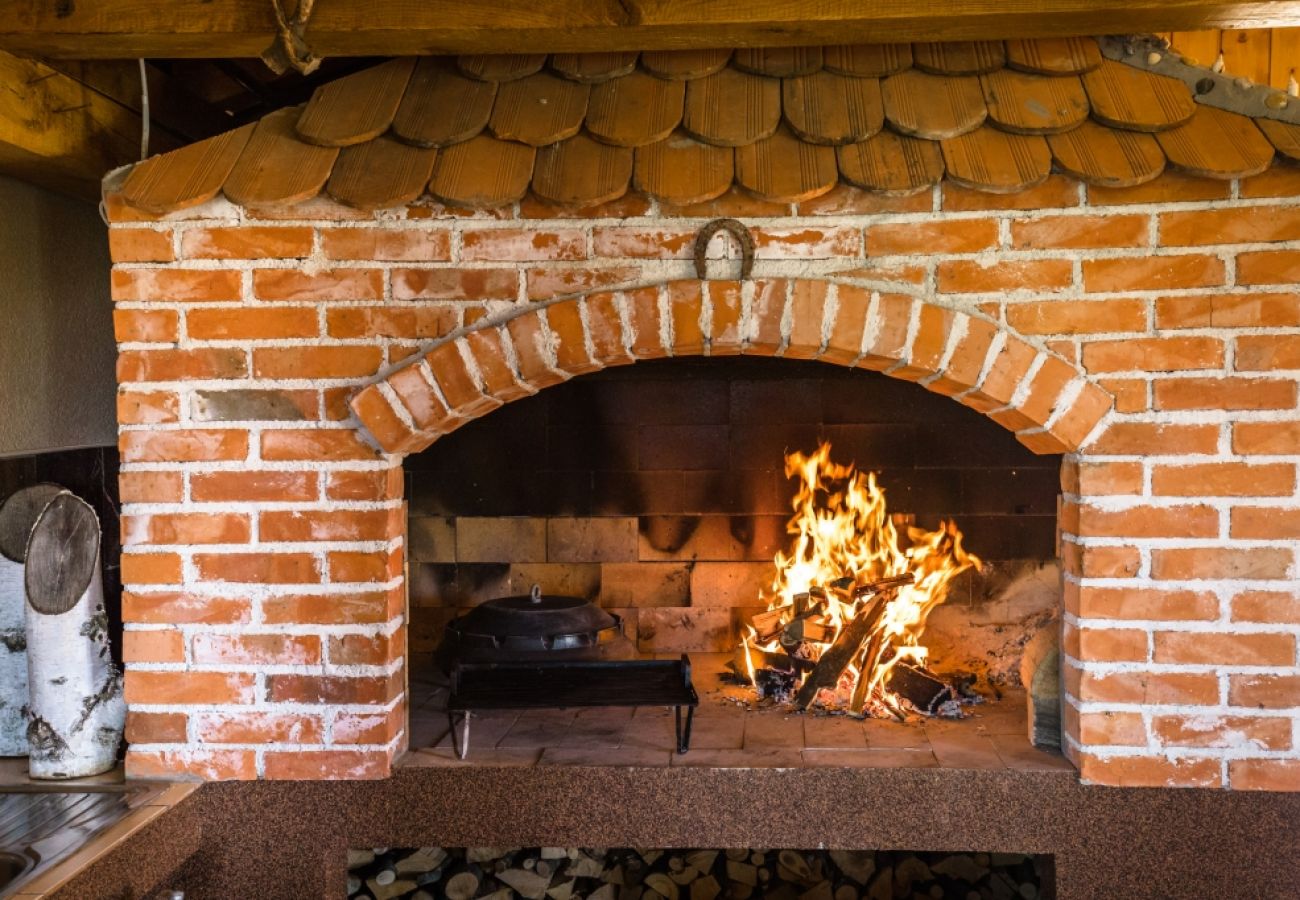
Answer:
xmin=0 ymin=51 xmax=177 ymax=199
xmin=6 ymin=1 xmax=1300 ymax=58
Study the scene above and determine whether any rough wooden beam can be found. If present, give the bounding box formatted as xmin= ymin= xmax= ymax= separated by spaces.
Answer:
xmin=5 ymin=1 xmax=1300 ymax=58
xmin=0 ymin=51 xmax=173 ymax=199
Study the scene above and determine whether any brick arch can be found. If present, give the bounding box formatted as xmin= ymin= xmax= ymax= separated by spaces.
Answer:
xmin=349 ymin=278 xmax=1113 ymax=457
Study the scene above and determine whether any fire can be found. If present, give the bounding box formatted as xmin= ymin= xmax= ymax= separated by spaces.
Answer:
xmin=740 ymin=442 xmax=981 ymax=716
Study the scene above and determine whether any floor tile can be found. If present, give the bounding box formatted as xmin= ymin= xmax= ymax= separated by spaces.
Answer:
xmin=801 ymin=748 xmax=939 ymax=768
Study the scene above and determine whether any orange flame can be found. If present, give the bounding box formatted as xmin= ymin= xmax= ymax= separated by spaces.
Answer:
xmin=743 ymin=442 xmax=981 ymax=714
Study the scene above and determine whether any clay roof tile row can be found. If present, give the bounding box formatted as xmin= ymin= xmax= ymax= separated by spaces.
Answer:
xmin=117 ymin=36 xmax=1300 ymax=214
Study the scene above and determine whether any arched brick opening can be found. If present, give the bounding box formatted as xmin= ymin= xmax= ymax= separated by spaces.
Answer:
xmin=347 ymin=275 xmax=1116 ymax=778
xmin=350 ymin=278 xmax=1114 ymax=458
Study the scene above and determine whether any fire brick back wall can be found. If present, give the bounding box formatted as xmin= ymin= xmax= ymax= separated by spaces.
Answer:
xmin=404 ymin=356 xmax=1061 ymax=656
xmin=107 ymin=171 xmax=1300 ymax=789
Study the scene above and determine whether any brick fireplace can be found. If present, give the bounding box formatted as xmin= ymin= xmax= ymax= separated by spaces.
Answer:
xmin=105 ymin=36 xmax=1300 ymax=790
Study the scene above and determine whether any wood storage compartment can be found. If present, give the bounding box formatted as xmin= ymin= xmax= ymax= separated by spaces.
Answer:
xmin=24 ymin=492 xmax=124 ymax=779
xmin=343 ymin=846 xmax=1054 ymax=900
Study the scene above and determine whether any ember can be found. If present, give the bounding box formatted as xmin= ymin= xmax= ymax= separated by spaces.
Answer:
xmin=735 ymin=442 xmax=981 ymax=718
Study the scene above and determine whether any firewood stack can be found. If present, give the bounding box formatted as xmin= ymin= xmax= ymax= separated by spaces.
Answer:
xmin=729 ymin=575 xmax=964 ymax=718
xmin=344 ymin=846 xmax=1048 ymax=900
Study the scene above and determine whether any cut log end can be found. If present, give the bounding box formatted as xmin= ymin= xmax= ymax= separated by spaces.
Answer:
xmin=0 ymin=483 xmax=65 ymax=563
xmin=24 ymin=492 xmax=100 ymax=616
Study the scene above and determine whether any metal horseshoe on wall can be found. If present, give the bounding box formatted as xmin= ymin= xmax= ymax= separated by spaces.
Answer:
xmin=693 ymin=218 xmax=755 ymax=281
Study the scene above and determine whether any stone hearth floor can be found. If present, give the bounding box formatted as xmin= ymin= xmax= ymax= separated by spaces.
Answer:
xmin=399 ymin=653 xmax=1075 ymax=772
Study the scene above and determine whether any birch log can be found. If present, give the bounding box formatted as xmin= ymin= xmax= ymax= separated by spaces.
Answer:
xmin=0 ymin=484 xmax=65 ymax=757
xmin=24 ymin=492 xmax=124 ymax=779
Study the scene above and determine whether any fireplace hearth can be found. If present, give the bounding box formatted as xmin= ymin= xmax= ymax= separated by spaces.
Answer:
xmin=407 ymin=357 xmax=1064 ymax=767
xmin=105 ymin=36 xmax=1300 ymax=794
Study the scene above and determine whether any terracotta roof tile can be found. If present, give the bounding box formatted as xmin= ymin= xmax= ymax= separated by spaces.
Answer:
xmin=980 ymin=69 xmax=1089 ymax=134
xmin=120 ymin=123 xmax=254 ymax=213
xmin=783 ymin=70 xmax=884 ymax=145
xmin=942 ymin=126 xmax=1052 ymax=193
xmin=823 ymin=44 xmax=913 ymax=78
xmin=1255 ymin=117 xmax=1300 ymax=162
xmin=457 ymin=54 xmax=546 ymax=82
xmin=327 ymin=135 xmax=436 ymax=209
xmin=551 ymin=51 xmax=639 ymax=84
xmin=639 ymin=48 xmax=732 ymax=80
xmin=295 ymin=58 xmax=415 ymax=147
xmin=428 ymin=134 xmax=534 ymax=207
xmin=1047 ymin=120 xmax=1165 ymax=187
xmin=837 ymin=131 xmax=944 ymax=194
xmin=632 ymin=131 xmax=733 ymax=205
xmin=735 ymin=124 xmax=839 ymax=202
xmin=1155 ymin=105 xmax=1275 ymax=178
xmin=533 ymin=134 xmax=633 ymax=207
xmin=734 ymin=46 xmax=824 ymax=78
xmin=586 ymin=70 xmax=685 ymax=147
xmin=1082 ymin=59 xmax=1195 ymax=132
xmin=109 ymin=35 xmax=1300 ymax=214
xmin=391 ymin=59 xmax=496 ymax=148
xmin=882 ymin=69 xmax=987 ymax=139
xmin=223 ymin=108 xmax=338 ymax=206
xmin=1005 ymin=37 xmax=1103 ymax=75
xmin=683 ymin=67 xmax=781 ymax=147
xmin=489 ymin=71 xmax=590 ymax=147
xmin=913 ymin=41 xmax=1006 ymax=76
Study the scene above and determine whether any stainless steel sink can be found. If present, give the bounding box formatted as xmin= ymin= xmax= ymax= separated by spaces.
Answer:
xmin=0 ymin=783 xmax=165 ymax=897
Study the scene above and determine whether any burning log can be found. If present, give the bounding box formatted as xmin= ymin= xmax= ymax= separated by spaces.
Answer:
xmin=792 ymin=593 xmax=885 ymax=710
xmin=749 ymin=608 xmax=788 ymax=643
xmin=792 ymin=574 xmax=912 ymax=710
xmin=884 ymin=661 xmax=959 ymax=716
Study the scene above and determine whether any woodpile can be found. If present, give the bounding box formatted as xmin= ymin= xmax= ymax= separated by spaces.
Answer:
xmin=729 ymin=575 xmax=968 ymax=718
xmin=345 ymin=847 xmax=1048 ymax=900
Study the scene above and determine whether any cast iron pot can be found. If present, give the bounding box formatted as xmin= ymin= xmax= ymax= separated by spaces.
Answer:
xmin=435 ymin=584 xmax=630 ymax=671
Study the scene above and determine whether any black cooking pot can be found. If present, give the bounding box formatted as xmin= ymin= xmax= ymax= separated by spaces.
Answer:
xmin=435 ymin=584 xmax=627 ymax=671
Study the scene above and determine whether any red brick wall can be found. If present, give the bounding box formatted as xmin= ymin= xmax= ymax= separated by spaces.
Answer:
xmin=107 ymin=170 xmax=1300 ymax=787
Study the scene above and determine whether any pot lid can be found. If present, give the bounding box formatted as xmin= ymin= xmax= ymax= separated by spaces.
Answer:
xmin=450 ymin=584 xmax=618 ymax=639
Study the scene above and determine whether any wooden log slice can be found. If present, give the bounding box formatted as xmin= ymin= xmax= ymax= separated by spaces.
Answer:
xmin=733 ymin=46 xmax=824 ymax=78
xmin=912 ymin=41 xmax=1006 ymax=75
xmin=1156 ymin=105 xmax=1275 ymax=178
xmin=551 ymin=51 xmax=639 ymax=84
xmin=295 ymin=58 xmax=416 ymax=147
xmin=223 ymin=107 xmax=339 ymax=207
xmin=882 ymin=69 xmax=986 ymax=139
xmin=837 ymin=130 xmax=944 ymax=194
xmin=980 ymin=69 xmax=1089 ymax=135
xmin=783 ymin=70 xmax=884 ymax=145
xmin=1005 ymin=37 xmax=1103 ymax=75
xmin=587 ymin=70 xmax=685 ymax=147
xmin=327 ymin=135 xmax=437 ymax=209
xmin=942 ymin=126 xmax=1051 ymax=193
xmin=1082 ymin=59 xmax=1195 ymax=132
xmin=24 ymin=493 xmax=99 ymax=617
xmin=392 ymin=58 xmax=496 ymax=148
xmin=824 ymin=44 xmax=913 ymax=78
xmin=120 ymin=123 xmax=254 ymax=214
xmin=683 ymin=67 xmax=782 ymax=147
xmin=489 ymin=70 xmax=591 ymax=147
xmin=458 ymin=54 xmax=547 ymax=82
xmin=534 ymin=133 xmax=633 ymax=206
xmin=1047 ymin=119 xmax=1165 ymax=187
xmin=641 ymin=49 xmax=733 ymax=80
xmin=0 ymin=484 xmax=66 ymax=564
xmin=429 ymin=134 xmax=535 ymax=207
xmin=735 ymin=125 xmax=838 ymax=202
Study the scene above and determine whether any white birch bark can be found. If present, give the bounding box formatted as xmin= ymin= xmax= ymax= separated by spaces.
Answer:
xmin=24 ymin=492 xmax=124 ymax=779
xmin=0 ymin=484 xmax=65 ymax=758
